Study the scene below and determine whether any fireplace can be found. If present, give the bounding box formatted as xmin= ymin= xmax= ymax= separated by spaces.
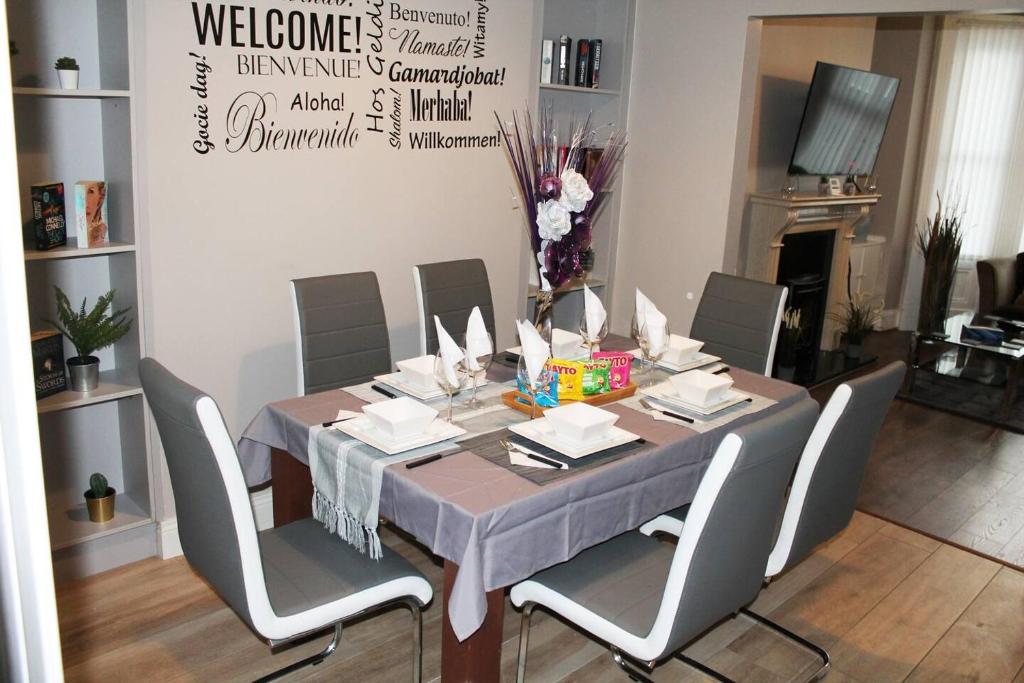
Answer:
xmin=745 ymin=191 xmax=881 ymax=386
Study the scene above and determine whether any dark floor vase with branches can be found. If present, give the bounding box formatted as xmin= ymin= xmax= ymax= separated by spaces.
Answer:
xmin=917 ymin=194 xmax=964 ymax=335
xmin=48 ymin=287 xmax=132 ymax=392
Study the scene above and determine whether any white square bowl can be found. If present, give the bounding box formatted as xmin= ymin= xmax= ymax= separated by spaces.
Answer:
xmin=396 ymin=355 xmax=439 ymax=389
xmin=660 ymin=335 xmax=704 ymax=365
xmin=542 ymin=402 xmax=619 ymax=444
xmin=668 ymin=370 xmax=734 ymax=407
xmin=551 ymin=328 xmax=584 ymax=358
xmin=362 ymin=397 xmax=438 ymax=440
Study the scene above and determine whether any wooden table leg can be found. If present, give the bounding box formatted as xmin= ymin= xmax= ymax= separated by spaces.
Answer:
xmin=441 ymin=560 xmax=505 ymax=683
xmin=270 ymin=447 xmax=313 ymax=527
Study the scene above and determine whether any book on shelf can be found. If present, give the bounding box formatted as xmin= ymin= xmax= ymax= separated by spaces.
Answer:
xmin=557 ymin=35 xmax=571 ymax=85
xmin=574 ymin=40 xmax=590 ymax=87
xmin=31 ymin=330 xmax=66 ymax=399
xmin=540 ymin=39 xmax=553 ymax=84
xmin=74 ymin=180 xmax=109 ymax=248
xmin=31 ymin=182 xmax=66 ymax=250
xmin=589 ymin=39 xmax=602 ymax=88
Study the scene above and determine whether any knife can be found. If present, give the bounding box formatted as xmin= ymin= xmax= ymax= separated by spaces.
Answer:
xmin=321 ymin=416 xmax=357 ymax=428
xmin=371 ymin=384 xmax=398 ymax=399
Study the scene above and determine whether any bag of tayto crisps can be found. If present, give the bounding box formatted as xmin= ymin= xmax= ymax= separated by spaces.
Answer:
xmin=580 ymin=359 xmax=612 ymax=395
xmin=592 ymin=351 xmax=633 ymax=389
xmin=546 ymin=358 xmax=613 ymax=400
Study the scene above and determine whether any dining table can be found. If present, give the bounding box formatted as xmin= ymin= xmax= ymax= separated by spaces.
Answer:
xmin=236 ymin=335 xmax=809 ymax=682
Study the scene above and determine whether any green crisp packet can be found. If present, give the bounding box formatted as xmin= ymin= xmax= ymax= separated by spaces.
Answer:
xmin=580 ymin=359 xmax=612 ymax=395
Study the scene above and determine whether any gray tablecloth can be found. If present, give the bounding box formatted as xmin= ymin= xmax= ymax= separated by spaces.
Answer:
xmin=237 ymin=342 xmax=808 ymax=641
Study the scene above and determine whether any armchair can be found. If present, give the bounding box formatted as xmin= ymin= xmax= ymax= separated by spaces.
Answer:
xmin=977 ymin=253 xmax=1024 ymax=318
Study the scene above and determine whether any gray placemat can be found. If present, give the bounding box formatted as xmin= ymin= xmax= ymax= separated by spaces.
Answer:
xmin=460 ymin=428 xmax=651 ymax=485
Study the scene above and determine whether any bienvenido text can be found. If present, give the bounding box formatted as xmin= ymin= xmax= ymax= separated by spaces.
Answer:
xmin=192 ymin=2 xmax=361 ymax=53
xmin=224 ymin=91 xmax=359 ymax=153
xmin=190 ymin=51 xmax=214 ymax=154
xmin=237 ymin=54 xmax=359 ymax=79
xmin=409 ymin=89 xmax=472 ymax=122
xmin=388 ymin=27 xmax=469 ymax=58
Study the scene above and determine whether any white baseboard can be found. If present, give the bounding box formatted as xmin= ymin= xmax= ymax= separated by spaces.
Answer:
xmin=157 ymin=519 xmax=182 ymax=560
xmin=157 ymin=488 xmax=275 ymax=560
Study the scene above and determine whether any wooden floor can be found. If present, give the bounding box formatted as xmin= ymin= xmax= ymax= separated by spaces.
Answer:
xmin=57 ymin=511 xmax=1024 ymax=682
xmin=826 ymin=331 xmax=1024 ymax=568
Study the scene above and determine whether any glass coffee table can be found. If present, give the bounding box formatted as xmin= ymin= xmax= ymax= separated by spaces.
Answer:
xmin=907 ymin=311 xmax=1024 ymax=420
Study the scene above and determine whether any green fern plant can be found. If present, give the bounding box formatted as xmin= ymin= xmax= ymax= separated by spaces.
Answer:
xmin=47 ymin=287 xmax=132 ymax=359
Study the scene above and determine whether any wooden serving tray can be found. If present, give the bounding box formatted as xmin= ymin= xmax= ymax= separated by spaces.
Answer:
xmin=502 ymin=383 xmax=638 ymax=416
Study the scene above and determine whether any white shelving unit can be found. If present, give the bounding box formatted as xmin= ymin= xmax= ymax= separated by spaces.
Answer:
xmin=8 ymin=0 xmax=155 ymax=581
xmin=528 ymin=0 xmax=636 ymax=330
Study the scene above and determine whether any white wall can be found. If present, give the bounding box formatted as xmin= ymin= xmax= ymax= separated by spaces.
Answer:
xmin=611 ymin=0 xmax=1024 ymax=337
xmin=136 ymin=0 xmax=539 ymax=520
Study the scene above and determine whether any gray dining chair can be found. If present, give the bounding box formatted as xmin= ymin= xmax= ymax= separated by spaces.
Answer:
xmin=640 ymin=361 xmax=906 ymax=681
xmin=139 ymin=358 xmax=432 ymax=682
xmin=690 ymin=272 xmax=788 ymax=376
xmin=511 ymin=398 xmax=819 ymax=683
xmin=290 ymin=272 xmax=392 ymax=395
xmin=413 ymin=258 xmax=496 ymax=355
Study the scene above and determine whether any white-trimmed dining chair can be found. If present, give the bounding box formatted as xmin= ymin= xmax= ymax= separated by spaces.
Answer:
xmin=689 ymin=272 xmax=788 ymax=376
xmin=290 ymin=272 xmax=392 ymax=396
xmin=639 ymin=361 xmax=906 ymax=681
xmin=511 ymin=398 xmax=819 ymax=683
xmin=413 ymin=258 xmax=496 ymax=356
xmin=139 ymin=358 xmax=432 ymax=682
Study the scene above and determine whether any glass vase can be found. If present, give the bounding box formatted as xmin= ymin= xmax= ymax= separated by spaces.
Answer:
xmin=533 ymin=288 xmax=554 ymax=344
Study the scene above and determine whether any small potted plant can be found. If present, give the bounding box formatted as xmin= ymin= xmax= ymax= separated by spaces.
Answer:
xmin=776 ymin=307 xmax=803 ymax=382
xmin=47 ymin=287 xmax=132 ymax=392
xmin=84 ymin=472 xmax=115 ymax=522
xmin=829 ymin=293 xmax=882 ymax=360
xmin=54 ymin=56 xmax=79 ymax=89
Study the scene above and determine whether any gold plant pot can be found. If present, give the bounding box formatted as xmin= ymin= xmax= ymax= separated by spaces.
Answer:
xmin=85 ymin=488 xmax=116 ymax=522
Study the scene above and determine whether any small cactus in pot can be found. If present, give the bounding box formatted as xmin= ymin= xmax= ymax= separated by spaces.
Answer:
xmin=84 ymin=472 xmax=115 ymax=522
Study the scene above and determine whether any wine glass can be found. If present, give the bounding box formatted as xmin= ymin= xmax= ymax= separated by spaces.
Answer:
xmin=516 ymin=355 xmax=553 ymax=420
xmin=460 ymin=332 xmax=494 ymax=409
xmin=578 ymin=309 xmax=608 ymax=360
xmin=782 ymin=175 xmax=798 ymax=197
xmin=630 ymin=310 xmax=646 ymax=377
xmin=638 ymin=318 xmax=670 ymax=386
xmin=433 ymin=351 xmax=466 ymax=423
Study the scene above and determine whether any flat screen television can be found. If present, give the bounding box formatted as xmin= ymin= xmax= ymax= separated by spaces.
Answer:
xmin=788 ymin=62 xmax=900 ymax=177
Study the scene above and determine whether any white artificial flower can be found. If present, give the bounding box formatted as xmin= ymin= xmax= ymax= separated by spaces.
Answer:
xmin=536 ymin=199 xmax=571 ymax=241
xmin=558 ymin=168 xmax=594 ymax=213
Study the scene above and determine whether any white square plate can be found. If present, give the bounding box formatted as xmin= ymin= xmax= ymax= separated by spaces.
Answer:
xmin=627 ymin=349 xmax=721 ymax=373
xmin=508 ymin=419 xmax=640 ymax=459
xmin=374 ymin=372 xmax=489 ymax=401
xmin=335 ymin=416 xmax=466 ymax=455
xmin=640 ymin=380 xmax=750 ymax=415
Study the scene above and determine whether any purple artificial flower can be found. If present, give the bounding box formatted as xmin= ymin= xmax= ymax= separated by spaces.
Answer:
xmin=571 ymin=214 xmax=592 ymax=250
xmin=538 ymin=174 xmax=562 ymax=201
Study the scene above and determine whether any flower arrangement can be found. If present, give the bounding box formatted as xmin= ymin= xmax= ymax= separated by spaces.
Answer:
xmin=778 ymin=307 xmax=803 ymax=367
xmin=495 ymin=107 xmax=626 ymax=293
xmin=916 ymin=192 xmax=964 ymax=334
xmin=829 ymin=293 xmax=883 ymax=346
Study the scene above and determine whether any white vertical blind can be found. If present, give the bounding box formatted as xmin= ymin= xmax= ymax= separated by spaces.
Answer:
xmin=924 ymin=17 xmax=1024 ymax=260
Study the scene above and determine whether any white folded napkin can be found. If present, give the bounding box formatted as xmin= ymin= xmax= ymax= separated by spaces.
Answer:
xmin=508 ymin=448 xmax=567 ymax=470
xmin=636 ymin=289 xmax=668 ymax=355
xmin=516 ymin=319 xmax=551 ymax=385
xmin=434 ymin=316 xmax=465 ymax=387
xmin=464 ymin=306 xmax=492 ymax=372
xmin=583 ymin=284 xmax=606 ymax=340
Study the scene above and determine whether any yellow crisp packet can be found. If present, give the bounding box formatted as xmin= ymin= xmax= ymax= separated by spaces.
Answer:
xmin=545 ymin=358 xmax=586 ymax=401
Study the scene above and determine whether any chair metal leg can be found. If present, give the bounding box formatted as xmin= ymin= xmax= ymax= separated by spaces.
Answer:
xmin=611 ymin=648 xmax=656 ymax=683
xmin=740 ymin=607 xmax=830 ymax=682
xmin=516 ymin=602 xmax=536 ymax=683
xmin=406 ymin=597 xmax=423 ymax=683
xmin=674 ymin=652 xmax=736 ymax=682
xmin=254 ymin=623 xmax=342 ymax=683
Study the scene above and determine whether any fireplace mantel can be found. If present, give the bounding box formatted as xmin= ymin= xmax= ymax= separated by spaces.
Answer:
xmin=745 ymin=191 xmax=880 ymax=350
